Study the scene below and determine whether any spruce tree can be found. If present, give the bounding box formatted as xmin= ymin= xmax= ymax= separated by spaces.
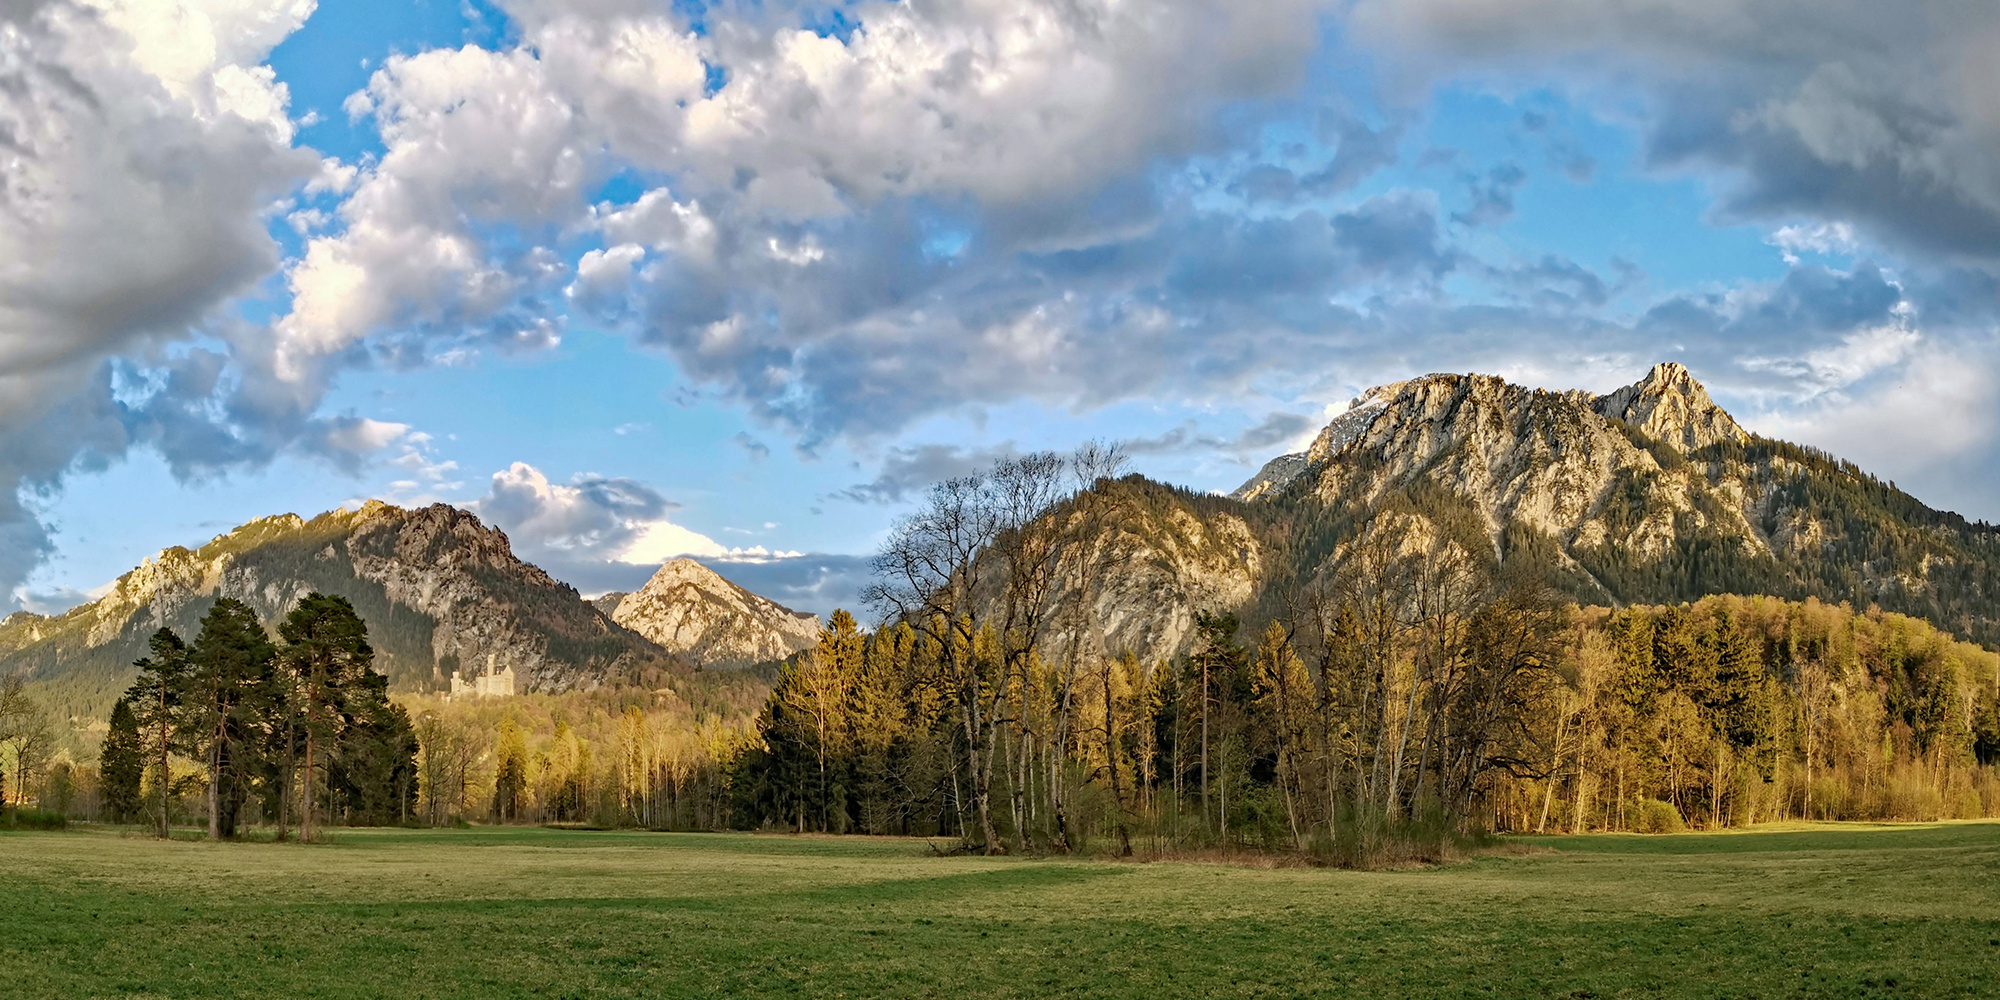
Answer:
xmin=491 ymin=719 xmax=528 ymax=823
xmin=100 ymin=699 xmax=144 ymax=823
xmin=328 ymin=668 xmax=418 ymax=826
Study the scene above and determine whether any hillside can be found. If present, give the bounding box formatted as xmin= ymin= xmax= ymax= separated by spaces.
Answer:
xmin=1044 ymin=363 xmax=2000 ymax=662
xmin=1 ymin=502 xmax=674 ymax=725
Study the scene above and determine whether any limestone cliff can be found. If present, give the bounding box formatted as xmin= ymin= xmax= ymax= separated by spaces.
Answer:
xmin=1 ymin=502 xmax=671 ymax=717
xmin=611 ymin=559 xmax=822 ymax=668
xmin=1084 ymin=363 xmax=2000 ymax=662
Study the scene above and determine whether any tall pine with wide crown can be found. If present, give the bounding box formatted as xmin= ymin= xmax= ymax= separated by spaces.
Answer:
xmin=187 ymin=598 xmax=277 ymax=839
xmin=124 ymin=629 xmax=190 ymax=838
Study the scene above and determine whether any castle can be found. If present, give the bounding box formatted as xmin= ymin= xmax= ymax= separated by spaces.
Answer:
xmin=448 ymin=653 xmax=517 ymax=700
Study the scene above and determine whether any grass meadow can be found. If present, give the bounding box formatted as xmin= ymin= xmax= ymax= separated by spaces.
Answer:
xmin=2 ymin=822 xmax=1997 ymax=998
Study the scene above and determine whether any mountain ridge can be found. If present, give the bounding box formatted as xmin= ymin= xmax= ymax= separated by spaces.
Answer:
xmin=1048 ymin=362 xmax=2000 ymax=663
xmin=1 ymin=501 xmax=679 ymax=724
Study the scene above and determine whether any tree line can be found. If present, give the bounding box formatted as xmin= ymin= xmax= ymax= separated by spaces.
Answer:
xmin=721 ymin=451 xmax=2000 ymax=861
xmin=403 ymin=674 xmax=766 ymax=830
xmin=96 ymin=593 xmax=416 ymax=839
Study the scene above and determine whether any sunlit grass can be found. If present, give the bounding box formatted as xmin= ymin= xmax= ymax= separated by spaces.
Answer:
xmin=4 ymin=822 xmax=1997 ymax=998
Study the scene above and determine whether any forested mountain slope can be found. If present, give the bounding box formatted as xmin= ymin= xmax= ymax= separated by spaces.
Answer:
xmin=1 ymin=502 xmax=673 ymax=725
xmin=1050 ymin=363 xmax=2000 ymax=662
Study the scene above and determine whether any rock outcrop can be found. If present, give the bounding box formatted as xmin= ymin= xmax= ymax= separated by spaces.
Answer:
xmin=0 ymin=503 xmax=671 ymax=714
xmin=611 ymin=559 xmax=822 ymax=668
xmin=1080 ymin=363 xmax=2000 ymax=662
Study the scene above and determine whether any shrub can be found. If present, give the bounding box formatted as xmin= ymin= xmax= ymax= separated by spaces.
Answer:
xmin=1629 ymin=798 xmax=1685 ymax=834
xmin=0 ymin=808 xmax=68 ymax=831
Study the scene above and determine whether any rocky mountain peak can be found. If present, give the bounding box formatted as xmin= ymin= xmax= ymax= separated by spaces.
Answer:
xmin=612 ymin=559 xmax=821 ymax=668
xmin=0 ymin=500 xmax=669 ymax=706
xmin=1230 ymin=379 xmax=1410 ymax=500
xmin=1592 ymin=361 xmax=1746 ymax=452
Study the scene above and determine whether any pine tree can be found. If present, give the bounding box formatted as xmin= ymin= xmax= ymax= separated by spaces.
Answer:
xmin=328 ymin=668 xmax=418 ymax=826
xmin=277 ymin=593 xmax=373 ymax=842
xmin=187 ymin=598 xmax=277 ymax=839
xmin=125 ymin=628 xmax=190 ymax=838
xmin=100 ymin=699 xmax=144 ymax=823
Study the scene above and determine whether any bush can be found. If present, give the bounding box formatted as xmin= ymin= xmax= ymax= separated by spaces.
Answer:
xmin=1629 ymin=798 xmax=1685 ymax=834
xmin=0 ymin=808 xmax=68 ymax=831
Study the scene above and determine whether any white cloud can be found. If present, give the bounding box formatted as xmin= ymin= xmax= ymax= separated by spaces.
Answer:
xmin=255 ymin=0 xmax=1335 ymax=419
xmin=1767 ymin=221 xmax=1860 ymax=265
xmin=1748 ymin=343 xmax=2000 ymax=479
xmin=0 ymin=0 xmax=317 ymax=603
xmin=1741 ymin=302 xmax=1921 ymax=396
xmin=319 ymin=417 xmax=411 ymax=454
xmin=468 ymin=461 xmax=799 ymax=569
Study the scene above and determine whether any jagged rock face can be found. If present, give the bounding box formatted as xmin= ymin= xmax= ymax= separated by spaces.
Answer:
xmin=1301 ymin=371 xmax=1760 ymax=570
xmin=0 ymin=502 xmax=669 ymax=710
xmin=1592 ymin=361 xmax=1747 ymax=451
xmin=1229 ymin=381 xmax=1406 ymax=500
xmin=973 ymin=477 xmax=1267 ymax=665
xmin=1064 ymin=483 xmax=1263 ymax=661
xmin=1096 ymin=363 xmax=2000 ymax=661
xmin=611 ymin=559 xmax=821 ymax=668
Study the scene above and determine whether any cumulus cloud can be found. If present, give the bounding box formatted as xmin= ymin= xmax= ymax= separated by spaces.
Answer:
xmin=468 ymin=462 xmax=795 ymax=579
xmin=251 ymin=0 xmax=1348 ymax=451
xmin=0 ymin=0 xmax=321 ymax=605
xmin=469 ymin=462 xmax=684 ymax=560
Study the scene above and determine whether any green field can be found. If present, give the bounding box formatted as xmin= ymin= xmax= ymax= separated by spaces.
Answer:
xmin=3 ymin=823 xmax=1997 ymax=998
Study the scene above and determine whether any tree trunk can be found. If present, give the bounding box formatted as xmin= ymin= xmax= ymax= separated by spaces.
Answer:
xmin=156 ymin=687 xmax=171 ymax=840
xmin=302 ymin=729 xmax=315 ymax=845
xmin=1103 ymin=662 xmax=1130 ymax=856
xmin=1200 ymin=654 xmax=1210 ymax=837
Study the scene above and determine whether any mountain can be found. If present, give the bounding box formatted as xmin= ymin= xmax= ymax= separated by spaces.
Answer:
xmin=608 ymin=559 xmax=822 ymax=668
xmin=1051 ymin=362 xmax=2000 ymax=662
xmin=2 ymin=502 xmax=673 ymax=723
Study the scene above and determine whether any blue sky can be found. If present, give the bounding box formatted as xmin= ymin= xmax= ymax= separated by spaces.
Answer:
xmin=9 ymin=0 xmax=2000 ymax=617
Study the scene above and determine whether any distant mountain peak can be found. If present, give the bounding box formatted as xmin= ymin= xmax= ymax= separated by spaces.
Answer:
xmin=0 ymin=501 xmax=669 ymax=711
xmin=612 ymin=559 xmax=821 ymax=668
xmin=1079 ymin=360 xmax=2000 ymax=664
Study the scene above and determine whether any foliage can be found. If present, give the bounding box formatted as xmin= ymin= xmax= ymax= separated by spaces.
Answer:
xmin=0 ymin=807 xmax=65 ymax=830
xmin=99 ymin=698 xmax=143 ymax=822
xmin=84 ymin=593 xmax=419 ymax=839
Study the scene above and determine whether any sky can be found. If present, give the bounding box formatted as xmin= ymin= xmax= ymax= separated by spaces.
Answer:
xmin=7 ymin=0 xmax=2000 ymax=619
